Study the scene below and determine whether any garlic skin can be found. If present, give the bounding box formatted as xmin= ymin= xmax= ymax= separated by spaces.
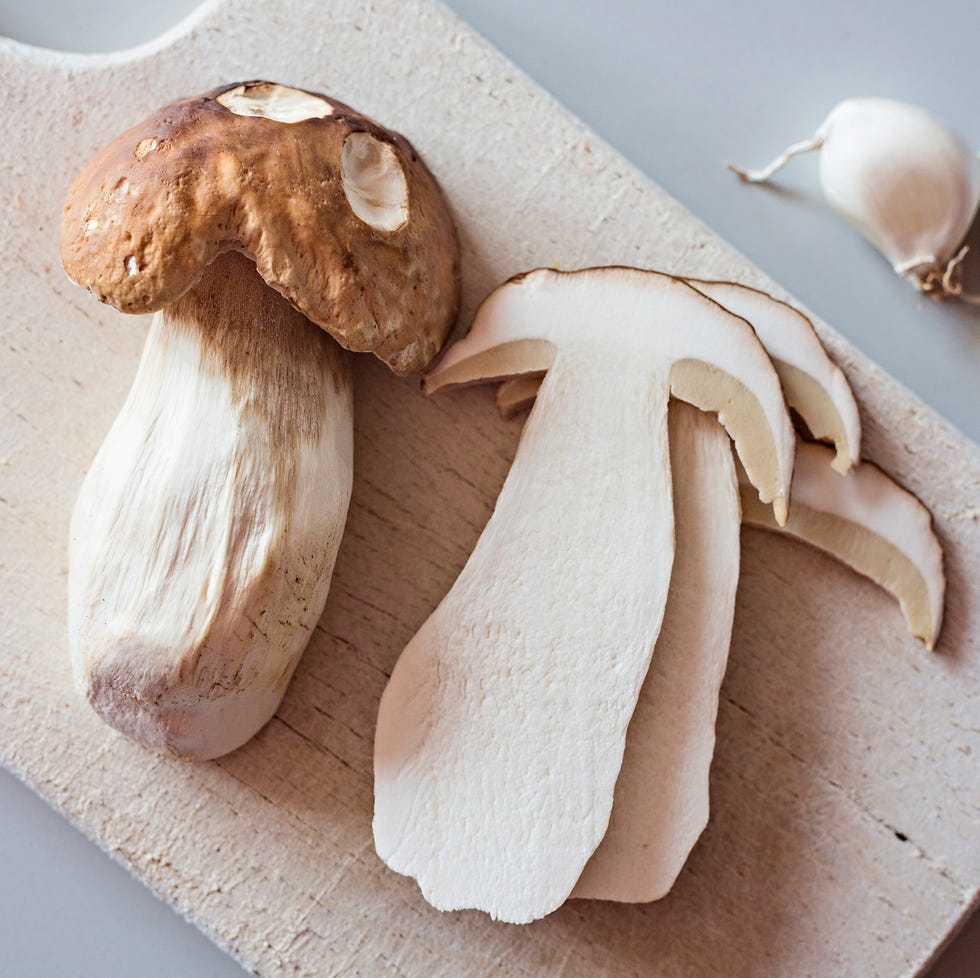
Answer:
xmin=730 ymin=97 xmax=980 ymax=299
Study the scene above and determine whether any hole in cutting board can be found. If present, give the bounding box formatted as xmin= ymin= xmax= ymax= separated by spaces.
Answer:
xmin=0 ymin=0 xmax=204 ymax=54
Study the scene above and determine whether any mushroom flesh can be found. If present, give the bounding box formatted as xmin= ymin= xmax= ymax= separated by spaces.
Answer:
xmin=500 ymin=281 xmax=941 ymax=904
xmin=373 ymin=267 xmax=795 ymax=923
xmin=738 ymin=441 xmax=944 ymax=650
xmin=487 ymin=279 xmax=861 ymax=905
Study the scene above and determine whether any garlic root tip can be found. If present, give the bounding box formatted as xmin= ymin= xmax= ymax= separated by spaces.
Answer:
xmin=913 ymin=246 xmax=980 ymax=304
xmin=726 ymin=135 xmax=824 ymax=184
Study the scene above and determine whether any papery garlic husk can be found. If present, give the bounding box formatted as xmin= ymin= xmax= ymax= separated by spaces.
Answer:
xmin=730 ymin=97 xmax=980 ymax=300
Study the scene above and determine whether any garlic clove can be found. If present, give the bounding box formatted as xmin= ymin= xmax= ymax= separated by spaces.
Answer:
xmin=818 ymin=98 xmax=980 ymax=289
xmin=729 ymin=97 xmax=980 ymax=300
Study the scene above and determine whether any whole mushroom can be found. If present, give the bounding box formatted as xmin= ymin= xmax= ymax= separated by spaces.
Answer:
xmin=61 ymin=81 xmax=459 ymax=760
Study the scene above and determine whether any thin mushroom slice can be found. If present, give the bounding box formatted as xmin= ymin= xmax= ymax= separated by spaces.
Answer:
xmin=689 ymin=280 xmax=860 ymax=473
xmin=373 ymin=267 xmax=795 ymax=923
xmin=572 ymin=402 xmax=739 ymax=902
xmin=739 ymin=441 xmax=945 ymax=649
xmin=504 ymin=281 xmax=863 ymax=903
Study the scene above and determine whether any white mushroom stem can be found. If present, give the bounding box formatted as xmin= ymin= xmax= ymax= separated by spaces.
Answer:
xmin=373 ymin=268 xmax=794 ymax=923
xmin=69 ymin=253 xmax=353 ymax=760
xmin=572 ymin=402 xmax=739 ymax=902
xmin=739 ymin=441 xmax=945 ymax=650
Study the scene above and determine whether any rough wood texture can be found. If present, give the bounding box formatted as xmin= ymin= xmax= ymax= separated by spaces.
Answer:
xmin=0 ymin=1 xmax=977 ymax=974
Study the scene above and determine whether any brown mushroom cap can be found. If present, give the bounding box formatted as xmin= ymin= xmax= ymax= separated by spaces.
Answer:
xmin=60 ymin=81 xmax=460 ymax=374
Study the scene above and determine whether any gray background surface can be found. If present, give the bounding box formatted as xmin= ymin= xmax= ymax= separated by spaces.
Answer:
xmin=0 ymin=0 xmax=976 ymax=975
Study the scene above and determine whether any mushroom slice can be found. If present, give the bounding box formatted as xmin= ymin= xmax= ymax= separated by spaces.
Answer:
xmin=476 ymin=281 xmax=865 ymax=904
xmin=373 ymin=267 xmax=795 ymax=923
xmin=571 ymin=402 xmax=739 ymax=902
xmin=739 ymin=441 xmax=945 ymax=650
xmin=576 ymin=283 xmax=861 ymax=902
xmin=62 ymin=82 xmax=460 ymax=760
xmin=689 ymin=279 xmax=860 ymax=473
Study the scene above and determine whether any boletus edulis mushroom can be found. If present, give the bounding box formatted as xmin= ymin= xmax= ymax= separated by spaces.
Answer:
xmin=61 ymin=81 xmax=459 ymax=760
xmin=573 ymin=279 xmax=864 ymax=903
xmin=416 ymin=276 xmax=943 ymax=911
xmin=373 ymin=267 xmax=797 ymax=923
xmin=574 ymin=283 xmax=873 ymax=903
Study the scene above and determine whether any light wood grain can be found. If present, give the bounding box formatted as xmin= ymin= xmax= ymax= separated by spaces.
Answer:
xmin=0 ymin=0 xmax=977 ymax=975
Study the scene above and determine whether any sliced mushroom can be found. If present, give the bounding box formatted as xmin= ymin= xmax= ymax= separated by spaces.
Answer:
xmin=571 ymin=401 xmax=740 ymax=902
xmin=689 ymin=279 xmax=860 ymax=473
xmin=739 ymin=441 xmax=945 ymax=650
xmin=491 ymin=282 xmax=862 ymax=904
xmin=62 ymin=81 xmax=459 ymax=760
xmin=572 ymin=281 xmax=862 ymax=902
xmin=373 ymin=267 xmax=795 ymax=923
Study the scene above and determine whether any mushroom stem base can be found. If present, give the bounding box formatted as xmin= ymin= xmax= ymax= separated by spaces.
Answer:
xmin=69 ymin=253 xmax=354 ymax=760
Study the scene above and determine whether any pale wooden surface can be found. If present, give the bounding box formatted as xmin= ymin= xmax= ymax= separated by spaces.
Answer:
xmin=0 ymin=0 xmax=978 ymax=974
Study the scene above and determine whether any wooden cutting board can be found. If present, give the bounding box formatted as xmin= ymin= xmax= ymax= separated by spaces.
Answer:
xmin=1 ymin=1 xmax=977 ymax=975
